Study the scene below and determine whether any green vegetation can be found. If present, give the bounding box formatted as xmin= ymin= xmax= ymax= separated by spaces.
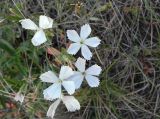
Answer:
xmin=1 ymin=0 xmax=160 ymax=119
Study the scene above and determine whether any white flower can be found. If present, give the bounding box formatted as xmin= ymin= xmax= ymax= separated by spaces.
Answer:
xmin=67 ymin=24 xmax=101 ymax=60
xmin=40 ymin=66 xmax=75 ymax=100
xmin=20 ymin=15 xmax=53 ymax=46
xmin=14 ymin=92 xmax=24 ymax=103
xmin=69 ymin=57 xmax=102 ymax=89
xmin=47 ymin=95 xmax=80 ymax=119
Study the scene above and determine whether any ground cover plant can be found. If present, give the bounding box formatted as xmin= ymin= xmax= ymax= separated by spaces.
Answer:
xmin=1 ymin=0 xmax=160 ymax=119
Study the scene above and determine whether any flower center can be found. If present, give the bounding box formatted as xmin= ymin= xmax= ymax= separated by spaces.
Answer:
xmin=38 ymin=27 xmax=42 ymax=31
xmin=58 ymin=79 xmax=63 ymax=83
xmin=80 ymin=39 xmax=84 ymax=44
xmin=82 ymin=72 xmax=86 ymax=76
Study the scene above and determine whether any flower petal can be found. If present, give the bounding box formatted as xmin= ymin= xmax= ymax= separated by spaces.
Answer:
xmin=62 ymin=81 xmax=75 ymax=95
xmin=43 ymin=83 xmax=61 ymax=100
xmin=67 ymin=30 xmax=81 ymax=42
xmin=39 ymin=15 xmax=53 ymax=29
xmin=31 ymin=30 xmax=47 ymax=46
xmin=20 ymin=19 xmax=38 ymax=30
xmin=40 ymin=71 xmax=59 ymax=83
xmin=81 ymin=45 xmax=92 ymax=60
xmin=86 ymin=65 xmax=102 ymax=76
xmin=80 ymin=24 xmax=91 ymax=39
xmin=14 ymin=92 xmax=24 ymax=103
xmin=75 ymin=57 xmax=86 ymax=72
xmin=85 ymin=75 xmax=100 ymax=87
xmin=62 ymin=96 xmax=80 ymax=112
xmin=84 ymin=37 xmax=101 ymax=47
xmin=68 ymin=71 xmax=84 ymax=89
xmin=59 ymin=66 xmax=73 ymax=80
xmin=67 ymin=43 xmax=81 ymax=55
xmin=47 ymin=99 xmax=61 ymax=119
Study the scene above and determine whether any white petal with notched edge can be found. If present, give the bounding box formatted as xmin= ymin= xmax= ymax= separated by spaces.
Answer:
xmin=84 ymin=37 xmax=101 ymax=47
xmin=85 ymin=75 xmax=100 ymax=87
xmin=62 ymin=81 xmax=75 ymax=95
xmin=67 ymin=30 xmax=81 ymax=42
xmin=43 ymin=83 xmax=61 ymax=100
xmin=20 ymin=19 xmax=38 ymax=30
xmin=80 ymin=24 xmax=91 ymax=39
xmin=75 ymin=57 xmax=86 ymax=72
xmin=69 ymin=71 xmax=84 ymax=89
xmin=40 ymin=71 xmax=58 ymax=83
xmin=67 ymin=43 xmax=81 ymax=55
xmin=62 ymin=96 xmax=80 ymax=112
xmin=47 ymin=99 xmax=61 ymax=119
xmin=39 ymin=15 xmax=53 ymax=29
xmin=81 ymin=45 xmax=92 ymax=60
xmin=86 ymin=65 xmax=102 ymax=76
xmin=59 ymin=66 xmax=73 ymax=80
xmin=31 ymin=30 xmax=47 ymax=46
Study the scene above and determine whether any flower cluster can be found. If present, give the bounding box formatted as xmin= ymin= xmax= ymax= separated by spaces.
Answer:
xmin=19 ymin=15 xmax=102 ymax=118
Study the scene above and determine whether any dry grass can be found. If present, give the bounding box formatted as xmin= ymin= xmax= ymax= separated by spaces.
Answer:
xmin=1 ymin=0 xmax=160 ymax=119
